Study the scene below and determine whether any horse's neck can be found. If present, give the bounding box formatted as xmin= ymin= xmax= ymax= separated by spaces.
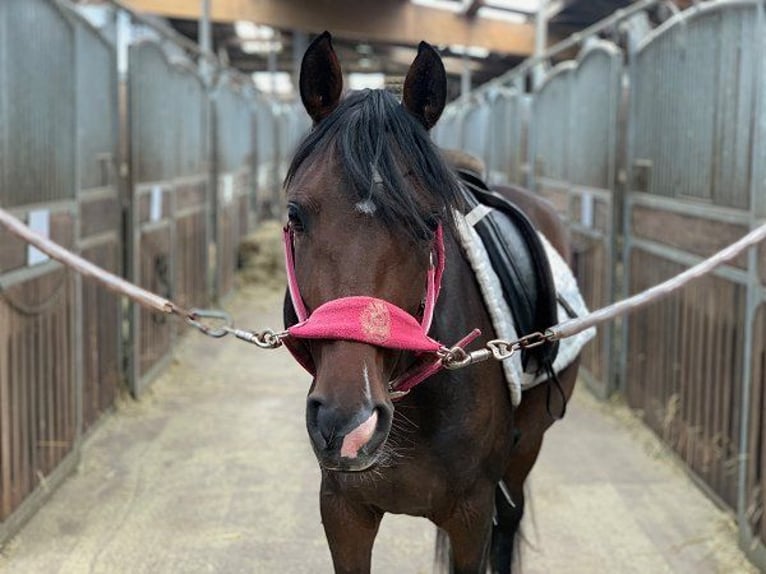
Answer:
xmin=429 ymin=230 xmax=500 ymax=395
xmin=412 ymin=228 xmax=512 ymax=437
xmin=432 ymin=229 xmax=494 ymax=342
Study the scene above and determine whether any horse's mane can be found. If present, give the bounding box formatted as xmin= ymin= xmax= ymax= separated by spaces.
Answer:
xmin=285 ymin=89 xmax=462 ymax=240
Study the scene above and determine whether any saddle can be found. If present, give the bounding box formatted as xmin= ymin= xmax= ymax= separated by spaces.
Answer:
xmin=456 ymin=169 xmax=560 ymax=374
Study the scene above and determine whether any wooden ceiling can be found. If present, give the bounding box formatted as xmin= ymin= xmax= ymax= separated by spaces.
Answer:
xmin=121 ymin=0 xmax=682 ymax=99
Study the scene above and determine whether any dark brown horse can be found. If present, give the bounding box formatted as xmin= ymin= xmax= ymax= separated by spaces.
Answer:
xmin=283 ymin=32 xmax=580 ymax=574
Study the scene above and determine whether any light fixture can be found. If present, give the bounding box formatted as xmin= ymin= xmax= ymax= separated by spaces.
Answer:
xmin=348 ymin=73 xmax=386 ymax=90
xmin=241 ymin=40 xmax=283 ymax=55
xmin=482 ymin=0 xmax=540 ymax=13
xmin=477 ymin=6 xmax=528 ymax=23
xmin=252 ymin=71 xmax=293 ymax=95
xmin=235 ymin=22 xmax=276 ymax=40
xmin=410 ymin=0 xmax=464 ymax=12
xmin=449 ymin=44 xmax=490 ymax=58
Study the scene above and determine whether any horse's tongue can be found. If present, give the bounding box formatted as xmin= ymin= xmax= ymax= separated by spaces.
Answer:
xmin=340 ymin=411 xmax=378 ymax=459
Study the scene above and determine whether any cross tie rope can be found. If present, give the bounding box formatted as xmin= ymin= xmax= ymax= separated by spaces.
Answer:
xmin=1 ymin=205 xmax=765 ymax=371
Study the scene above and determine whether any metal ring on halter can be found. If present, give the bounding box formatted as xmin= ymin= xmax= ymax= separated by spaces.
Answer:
xmin=185 ymin=308 xmax=233 ymax=338
xmin=251 ymin=329 xmax=287 ymax=349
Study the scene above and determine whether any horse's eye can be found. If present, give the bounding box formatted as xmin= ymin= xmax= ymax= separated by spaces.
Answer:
xmin=287 ymin=203 xmax=306 ymax=232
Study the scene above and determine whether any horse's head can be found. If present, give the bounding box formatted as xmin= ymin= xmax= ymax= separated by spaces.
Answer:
xmin=284 ymin=32 xmax=461 ymax=472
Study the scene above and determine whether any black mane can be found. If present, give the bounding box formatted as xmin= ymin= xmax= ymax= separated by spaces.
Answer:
xmin=285 ymin=89 xmax=462 ymax=240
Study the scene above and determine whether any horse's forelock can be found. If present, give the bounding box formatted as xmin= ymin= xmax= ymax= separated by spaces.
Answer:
xmin=285 ymin=89 xmax=461 ymax=240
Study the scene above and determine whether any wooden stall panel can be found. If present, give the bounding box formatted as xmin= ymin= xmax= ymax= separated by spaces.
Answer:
xmin=630 ymin=205 xmax=749 ymax=269
xmin=571 ymin=232 xmax=607 ymax=383
xmin=79 ymin=240 xmax=121 ymax=431
xmin=137 ymin=224 xmax=173 ymax=380
xmin=625 ymin=249 xmax=746 ymax=509
xmin=0 ymin=271 xmax=76 ymax=520
xmin=174 ymin=180 xmax=209 ymax=312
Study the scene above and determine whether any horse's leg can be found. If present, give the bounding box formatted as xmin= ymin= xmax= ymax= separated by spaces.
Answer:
xmin=438 ymin=484 xmax=496 ymax=574
xmin=320 ymin=481 xmax=382 ymax=574
xmin=491 ymin=359 xmax=581 ymax=573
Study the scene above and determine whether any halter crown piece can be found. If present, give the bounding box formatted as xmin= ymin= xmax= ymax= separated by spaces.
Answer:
xmin=281 ymin=224 xmax=480 ymax=397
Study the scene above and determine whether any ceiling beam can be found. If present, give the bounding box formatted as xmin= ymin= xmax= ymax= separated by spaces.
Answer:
xmin=121 ymin=0 xmax=536 ymax=56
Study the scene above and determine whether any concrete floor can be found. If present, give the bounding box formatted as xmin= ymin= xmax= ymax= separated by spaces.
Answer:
xmin=0 ymin=285 xmax=757 ymax=573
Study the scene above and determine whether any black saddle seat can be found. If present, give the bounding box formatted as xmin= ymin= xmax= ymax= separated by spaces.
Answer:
xmin=456 ymin=169 xmax=559 ymax=374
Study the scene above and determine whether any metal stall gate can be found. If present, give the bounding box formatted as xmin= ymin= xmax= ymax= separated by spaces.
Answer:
xmin=532 ymin=42 xmax=622 ymax=397
xmin=128 ymin=41 xmax=210 ymax=394
xmin=460 ymin=100 xmax=491 ymax=166
xmin=530 ymin=61 xmax=574 ymax=217
xmin=74 ymin=8 xmax=122 ymax=433
xmin=622 ymin=1 xmax=765 ymax=559
xmin=747 ymin=3 xmax=766 ymax=556
xmin=484 ymin=89 xmax=527 ymax=186
xmin=433 ymin=106 xmax=463 ymax=153
xmin=254 ymin=97 xmax=279 ymax=218
xmin=214 ymin=78 xmax=254 ymax=299
xmin=0 ymin=0 xmax=78 ymax=530
xmin=172 ymin=63 xmax=210 ymax=319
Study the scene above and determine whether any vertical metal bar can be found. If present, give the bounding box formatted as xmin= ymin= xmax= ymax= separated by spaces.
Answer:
xmin=199 ymin=0 xmax=211 ymax=85
xmin=526 ymin=76 xmax=537 ymax=192
xmin=738 ymin=0 xmax=765 ymax=553
xmin=460 ymin=54 xmax=471 ymax=98
xmin=200 ymin=0 xmax=214 ymax=304
xmin=533 ymin=0 xmax=549 ymax=91
xmin=72 ymin=23 xmax=83 ymax=446
xmin=0 ymin=1 xmax=9 ymax=520
xmin=124 ymin=20 xmax=140 ymax=395
xmin=268 ymin=47 xmax=277 ymax=96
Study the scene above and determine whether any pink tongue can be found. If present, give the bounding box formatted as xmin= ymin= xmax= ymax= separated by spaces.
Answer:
xmin=340 ymin=411 xmax=378 ymax=459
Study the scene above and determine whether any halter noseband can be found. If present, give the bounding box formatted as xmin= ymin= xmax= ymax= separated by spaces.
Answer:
xmin=281 ymin=224 xmax=479 ymax=397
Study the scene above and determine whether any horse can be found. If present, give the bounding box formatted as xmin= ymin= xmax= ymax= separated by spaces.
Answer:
xmin=281 ymin=32 xmax=581 ymax=574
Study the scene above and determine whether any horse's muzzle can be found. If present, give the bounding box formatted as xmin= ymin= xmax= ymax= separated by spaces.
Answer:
xmin=306 ymin=398 xmax=393 ymax=472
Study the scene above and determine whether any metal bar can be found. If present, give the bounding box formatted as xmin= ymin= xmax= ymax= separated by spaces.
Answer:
xmin=737 ymin=0 xmax=766 ymax=558
xmin=198 ymin=0 xmax=211 ymax=84
xmin=533 ymin=0 xmax=548 ymax=91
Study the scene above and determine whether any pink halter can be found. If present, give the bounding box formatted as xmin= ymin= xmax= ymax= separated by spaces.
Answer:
xmin=282 ymin=224 xmax=480 ymax=396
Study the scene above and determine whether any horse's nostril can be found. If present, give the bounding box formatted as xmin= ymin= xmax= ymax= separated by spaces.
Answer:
xmin=307 ymin=397 xmax=338 ymax=449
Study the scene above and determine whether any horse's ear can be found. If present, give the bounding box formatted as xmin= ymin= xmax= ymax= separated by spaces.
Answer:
xmin=402 ymin=41 xmax=447 ymax=130
xmin=300 ymin=31 xmax=343 ymax=124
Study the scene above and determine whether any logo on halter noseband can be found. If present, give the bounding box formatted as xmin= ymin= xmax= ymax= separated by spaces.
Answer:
xmin=360 ymin=300 xmax=391 ymax=344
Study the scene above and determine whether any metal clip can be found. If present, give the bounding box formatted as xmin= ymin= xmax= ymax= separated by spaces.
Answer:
xmin=226 ymin=327 xmax=286 ymax=349
xmin=186 ymin=308 xmax=232 ymax=338
xmin=487 ymin=339 xmax=516 ymax=361
xmin=441 ymin=346 xmax=492 ymax=370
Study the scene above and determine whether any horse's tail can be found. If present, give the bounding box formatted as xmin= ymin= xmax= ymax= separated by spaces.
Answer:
xmin=489 ymin=480 xmax=525 ymax=574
